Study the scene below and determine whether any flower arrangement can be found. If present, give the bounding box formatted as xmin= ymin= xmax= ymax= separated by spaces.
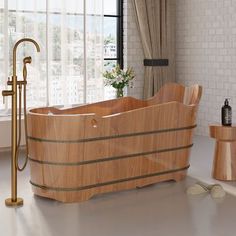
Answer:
xmin=103 ymin=64 xmax=135 ymax=98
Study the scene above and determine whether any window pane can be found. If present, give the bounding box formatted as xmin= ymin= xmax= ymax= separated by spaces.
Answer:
xmin=0 ymin=61 xmax=4 ymax=108
xmin=0 ymin=0 xmax=120 ymax=112
xmin=104 ymin=0 xmax=117 ymax=15
xmin=104 ymin=17 xmax=117 ymax=59
xmin=0 ymin=9 xmax=4 ymax=109
xmin=49 ymin=0 xmax=83 ymax=14
xmin=86 ymin=14 xmax=104 ymax=103
xmin=8 ymin=9 xmax=47 ymax=108
xmin=87 ymin=0 xmax=103 ymax=15
xmin=9 ymin=0 xmax=46 ymax=12
xmin=48 ymin=12 xmax=84 ymax=105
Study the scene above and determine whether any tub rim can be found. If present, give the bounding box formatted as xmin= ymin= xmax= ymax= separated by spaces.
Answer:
xmin=27 ymin=101 xmax=198 ymax=118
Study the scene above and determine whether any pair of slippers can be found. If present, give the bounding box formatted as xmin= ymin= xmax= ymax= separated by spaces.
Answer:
xmin=187 ymin=182 xmax=226 ymax=198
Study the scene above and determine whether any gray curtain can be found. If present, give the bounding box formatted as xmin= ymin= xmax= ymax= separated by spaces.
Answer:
xmin=132 ymin=0 xmax=176 ymax=98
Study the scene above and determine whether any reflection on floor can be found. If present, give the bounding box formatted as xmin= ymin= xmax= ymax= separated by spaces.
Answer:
xmin=0 ymin=135 xmax=236 ymax=236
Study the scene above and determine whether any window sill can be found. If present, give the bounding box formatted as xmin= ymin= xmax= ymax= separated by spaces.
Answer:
xmin=0 ymin=114 xmax=24 ymax=122
xmin=0 ymin=116 xmax=11 ymax=122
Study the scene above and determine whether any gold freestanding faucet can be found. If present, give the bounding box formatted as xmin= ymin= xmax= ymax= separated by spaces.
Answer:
xmin=2 ymin=38 xmax=40 ymax=207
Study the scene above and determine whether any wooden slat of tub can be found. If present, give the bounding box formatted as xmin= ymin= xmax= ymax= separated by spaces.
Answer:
xmin=28 ymin=129 xmax=193 ymax=164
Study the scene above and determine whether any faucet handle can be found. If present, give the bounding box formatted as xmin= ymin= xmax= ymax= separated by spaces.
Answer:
xmin=2 ymin=90 xmax=14 ymax=97
xmin=2 ymin=90 xmax=13 ymax=104
xmin=2 ymin=90 xmax=11 ymax=104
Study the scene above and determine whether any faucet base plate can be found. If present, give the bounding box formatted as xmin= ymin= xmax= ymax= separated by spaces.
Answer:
xmin=5 ymin=198 xmax=23 ymax=207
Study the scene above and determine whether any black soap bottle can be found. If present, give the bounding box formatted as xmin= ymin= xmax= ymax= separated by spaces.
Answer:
xmin=221 ymin=99 xmax=232 ymax=126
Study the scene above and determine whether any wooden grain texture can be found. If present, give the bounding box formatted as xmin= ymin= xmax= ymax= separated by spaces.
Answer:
xmin=27 ymin=83 xmax=202 ymax=202
xmin=210 ymin=125 xmax=236 ymax=180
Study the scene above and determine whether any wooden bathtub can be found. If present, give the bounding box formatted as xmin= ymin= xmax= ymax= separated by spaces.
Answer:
xmin=27 ymin=83 xmax=202 ymax=203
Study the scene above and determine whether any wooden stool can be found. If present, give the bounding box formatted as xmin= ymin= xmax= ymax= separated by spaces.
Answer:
xmin=209 ymin=124 xmax=236 ymax=181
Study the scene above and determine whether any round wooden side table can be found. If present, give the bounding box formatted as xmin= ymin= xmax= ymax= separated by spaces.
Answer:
xmin=209 ymin=124 xmax=236 ymax=181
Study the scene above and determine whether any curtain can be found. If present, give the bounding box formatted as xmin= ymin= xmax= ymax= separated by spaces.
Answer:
xmin=0 ymin=0 xmax=104 ymax=111
xmin=132 ymin=0 xmax=176 ymax=98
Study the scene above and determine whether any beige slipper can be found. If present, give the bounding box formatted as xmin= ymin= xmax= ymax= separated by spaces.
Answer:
xmin=210 ymin=184 xmax=226 ymax=198
xmin=186 ymin=182 xmax=209 ymax=195
xmin=187 ymin=182 xmax=226 ymax=198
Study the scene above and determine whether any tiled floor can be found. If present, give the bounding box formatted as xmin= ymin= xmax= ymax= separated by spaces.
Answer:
xmin=0 ymin=136 xmax=236 ymax=236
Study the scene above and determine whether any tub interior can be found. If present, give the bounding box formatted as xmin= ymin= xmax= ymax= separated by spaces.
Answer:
xmin=29 ymin=83 xmax=201 ymax=117
xmin=30 ymin=97 xmax=148 ymax=117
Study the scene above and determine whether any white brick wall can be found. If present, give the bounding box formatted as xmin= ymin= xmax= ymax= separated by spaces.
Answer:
xmin=124 ymin=0 xmax=144 ymax=99
xmin=176 ymin=0 xmax=236 ymax=135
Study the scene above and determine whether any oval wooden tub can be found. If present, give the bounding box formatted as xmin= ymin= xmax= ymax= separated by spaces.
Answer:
xmin=27 ymin=83 xmax=202 ymax=202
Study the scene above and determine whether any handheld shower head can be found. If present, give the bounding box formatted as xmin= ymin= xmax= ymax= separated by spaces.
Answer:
xmin=23 ymin=56 xmax=32 ymax=80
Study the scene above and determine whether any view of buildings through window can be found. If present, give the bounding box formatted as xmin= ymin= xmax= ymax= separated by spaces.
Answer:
xmin=0 ymin=0 xmax=122 ymax=112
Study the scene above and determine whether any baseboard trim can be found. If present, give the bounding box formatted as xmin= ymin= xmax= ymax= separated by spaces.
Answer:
xmin=0 ymin=146 xmax=26 ymax=153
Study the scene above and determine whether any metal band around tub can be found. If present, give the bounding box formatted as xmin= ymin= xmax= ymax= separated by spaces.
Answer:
xmin=29 ymin=143 xmax=193 ymax=166
xmin=28 ymin=124 xmax=197 ymax=144
xmin=30 ymin=165 xmax=190 ymax=192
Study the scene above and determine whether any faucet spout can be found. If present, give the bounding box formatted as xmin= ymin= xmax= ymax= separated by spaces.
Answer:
xmin=13 ymin=38 xmax=40 ymax=77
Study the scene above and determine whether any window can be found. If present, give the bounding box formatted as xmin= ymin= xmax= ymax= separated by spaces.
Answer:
xmin=104 ymin=0 xmax=123 ymax=98
xmin=0 ymin=0 xmax=123 ymax=113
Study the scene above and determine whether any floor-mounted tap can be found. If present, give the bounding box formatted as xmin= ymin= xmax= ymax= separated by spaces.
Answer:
xmin=2 ymin=38 xmax=40 ymax=207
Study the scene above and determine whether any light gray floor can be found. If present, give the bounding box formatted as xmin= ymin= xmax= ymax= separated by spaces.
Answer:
xmin=1 ymin=136 xmax=236 ymax=236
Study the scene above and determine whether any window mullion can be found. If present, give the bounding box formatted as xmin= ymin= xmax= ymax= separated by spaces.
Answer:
xmin=117 ymin=0 xmax=123 ymax=69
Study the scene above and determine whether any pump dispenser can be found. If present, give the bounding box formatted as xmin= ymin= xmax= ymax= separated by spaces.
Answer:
xmin=221 ymin=99 xmax=232 ymax=126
